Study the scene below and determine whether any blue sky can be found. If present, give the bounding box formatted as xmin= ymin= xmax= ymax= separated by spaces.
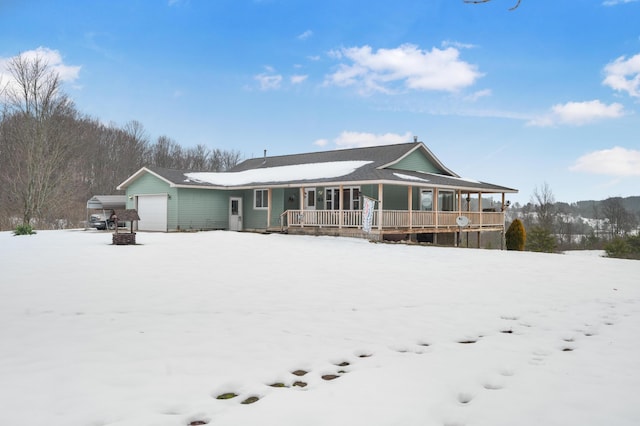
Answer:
xmin=1 ymin=0 xmax=639 ymax=204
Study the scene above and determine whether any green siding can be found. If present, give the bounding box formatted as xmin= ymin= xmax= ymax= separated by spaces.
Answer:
xmin=243 ymin=189 xmax=267 ymax=229
xmin=270 ymin=188 xmax=285 ymax=228
xmin=176 ymin=188 xmax=228 ymax=230
xmin=284 ymin=188 xmax=300 ymax=210
xmin=242 ymin=188 xmax=285 ymax=229
xmin=360 ymin=184 xmax=378 ymax=201
xmin=383 ymin=185 xmax=409 ymax=210
xmin=389 ymin=150 xmax=442 ymax=174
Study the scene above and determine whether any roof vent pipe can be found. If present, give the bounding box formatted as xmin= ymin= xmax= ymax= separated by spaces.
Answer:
xmin=263 ymin=149 xmax=267 ymax=165
xmin=413 ymin=136 xmax=418 ymax=142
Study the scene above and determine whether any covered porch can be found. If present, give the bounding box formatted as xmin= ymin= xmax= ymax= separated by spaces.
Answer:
xmin=274 ymin=183 xmax=512 ymax=246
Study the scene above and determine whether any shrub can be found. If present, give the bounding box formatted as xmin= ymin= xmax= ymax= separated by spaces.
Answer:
xmin=505 ymin=218 xmax=526 ymax=251
xmin=13 ymin=224 xmax=37 ymax=236
xmin=605 ymin=236 xmax=640 ymax=260
xmin=526 ymin=226 xmax=556 ymax=253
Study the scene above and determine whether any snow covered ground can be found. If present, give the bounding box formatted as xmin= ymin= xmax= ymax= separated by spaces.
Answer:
xmin=1 ymin=230 xmax=639 ymax=426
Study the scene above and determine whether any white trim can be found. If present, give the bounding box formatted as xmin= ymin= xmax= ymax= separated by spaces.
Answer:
xmin=377 ymin=142 xmax=460 ymax=178
xmin=117 ymin=167 xmax=175 ymax=190
xmin=253 ymin=189 xmax=269 ymax=210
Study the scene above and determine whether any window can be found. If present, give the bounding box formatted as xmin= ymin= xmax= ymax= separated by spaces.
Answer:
xmin=254 ymin=189 xmax=268 ymax=209
xmin=325 ymin=187 xmax=360 ymax=210
xmin=420 ymin=190 xmax=433 ymax=211
xmin=438 ymin=190 xmax=456 ymax=211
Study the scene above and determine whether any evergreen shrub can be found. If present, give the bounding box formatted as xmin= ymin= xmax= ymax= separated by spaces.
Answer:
xmin=605 ymin=236 xmax=640 ymax=260
xmin=526 ymin=226 xmax=557 ymax=253
xmin=505 ymin=218 xmax=526 ymax=251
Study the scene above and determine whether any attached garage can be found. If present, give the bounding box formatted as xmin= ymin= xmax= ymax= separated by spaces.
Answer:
xmin=136 ymin=194 xmax=168 ymax=232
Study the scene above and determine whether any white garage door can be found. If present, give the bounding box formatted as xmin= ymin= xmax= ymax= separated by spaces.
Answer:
xmin=137 ymin=195 xmax=168 ymax=232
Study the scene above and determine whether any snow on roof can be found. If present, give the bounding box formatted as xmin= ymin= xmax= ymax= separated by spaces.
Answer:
xmin=421 ymin=172 xmax=481 ymax=184
xmin=393 ymin=172 xmax=430 ymax=183
xmin=184 ymin=160 xmax=373 ymax=186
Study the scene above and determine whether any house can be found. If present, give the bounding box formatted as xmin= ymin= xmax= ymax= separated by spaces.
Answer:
xmin=116 ymin=140 xmax=517 ymax=244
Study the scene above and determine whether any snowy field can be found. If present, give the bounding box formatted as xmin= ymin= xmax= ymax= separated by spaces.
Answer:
xmin=1 ymin=230 xmax=639 ymax=426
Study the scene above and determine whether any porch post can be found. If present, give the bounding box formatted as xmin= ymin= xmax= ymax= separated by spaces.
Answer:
xmin=478 ymin=192 xmax=482 ymax=249
xmin=408 ymin=186 xmax=413 ymax=230
xmin=299 ymin=187 xmax=305 ymax=228
xmin=377 ymin=183 xmax=383 ymax=231
xmin=467 ymin=192 xmax=471 ymax=248
xmin=456 ymin=190 xmax=462 ymax=247
xmin=339 ymin=185 xmax=344 ymax=229
xmin=433 ymin=188 xmax=439 ymax=245
xmin=433 ymin=188 xmax=439 ymax=228
xmin=501 ymin=192 xmax=506 ymax=250
xmin=267 ymin=189 xmax=272 ymax=229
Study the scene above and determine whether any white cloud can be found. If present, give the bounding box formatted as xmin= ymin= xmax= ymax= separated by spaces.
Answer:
xmin=441 ymin=40 xmax=477 ymax=50
xmin=603 ymin=53 xmax=640 ymax=97
xmin=297 ymin=30 xmax=313 ymax=41
xmin=602 ymin=0 xmax=638 ymax=5
xmin=290 ymin=74 xmax=308 ymax=84
xmin=570 ymin=147 xmax=640 ymax=176
xmin=325 ymin=43 xmax=482 ymax=95
xmin=0 ymin=47 xmax=81 ymax=84
xmin=320 ymin=131 xmax=414 ymax=149
xmin=527 ymin=100 xmax=625 ymax=127
xmin=464 ymin=89 xmax=492 ymax=102
xmin=254 ymin=72 xmax=282 ymax=90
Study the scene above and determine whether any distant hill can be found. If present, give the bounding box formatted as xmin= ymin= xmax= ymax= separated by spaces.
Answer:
xmin=570 ymin=196 xmax=640 ymax=219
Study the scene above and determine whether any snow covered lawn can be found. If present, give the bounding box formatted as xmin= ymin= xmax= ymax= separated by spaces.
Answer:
xmin=1 ymin=230 xmax=639 ymax=426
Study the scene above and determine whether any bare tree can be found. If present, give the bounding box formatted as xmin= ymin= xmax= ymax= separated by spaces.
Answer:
xmin=0 ymin=53 xmax=82 ymax=226
xmin=464 ymin=0 xmax=522 ymax=10
xmin=601 ymin=197 xmax=636 ymax=237
xmin=531 ymin=182 xmax=556 ymax=232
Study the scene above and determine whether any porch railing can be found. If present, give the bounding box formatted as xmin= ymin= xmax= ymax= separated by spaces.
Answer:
xmin=282 ymin=210 xmax=504 ymax=230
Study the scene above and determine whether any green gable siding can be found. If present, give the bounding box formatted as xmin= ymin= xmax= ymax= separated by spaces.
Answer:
xmin=388 ymin=150 xmax=442 ymax=174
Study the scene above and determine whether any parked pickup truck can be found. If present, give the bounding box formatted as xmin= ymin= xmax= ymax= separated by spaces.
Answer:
xmin=89 ymin=212 xmax=126 ymax=230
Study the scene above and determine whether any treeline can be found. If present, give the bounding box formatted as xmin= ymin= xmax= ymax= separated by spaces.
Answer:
xmin=515 ymin=197 xmax=640 ymax=221
xmin=506 ymin=184 xmax=639 ymax=254
xmin=0 ymin=53 xmax=241 ymax=231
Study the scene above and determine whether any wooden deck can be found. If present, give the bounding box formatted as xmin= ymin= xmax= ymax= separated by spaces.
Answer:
xmin=280 ymin=209 xmax=505 ymax=238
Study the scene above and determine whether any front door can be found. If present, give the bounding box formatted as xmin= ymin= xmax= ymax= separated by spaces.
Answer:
xmin=304 ymin=188 xmax=316 ymax=211
xmin=229 ymin=197 xmax=243 ymax=231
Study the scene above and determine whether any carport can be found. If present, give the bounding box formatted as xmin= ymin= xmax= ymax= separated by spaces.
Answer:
xmin=86 ymin=195 xmax=127 ymax=229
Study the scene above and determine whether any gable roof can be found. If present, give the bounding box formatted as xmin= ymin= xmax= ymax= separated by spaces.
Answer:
xmin=230 ymin=142 xmax=456 ymax=175
xmin=117 ymin=142 xmax=517 ymax=194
